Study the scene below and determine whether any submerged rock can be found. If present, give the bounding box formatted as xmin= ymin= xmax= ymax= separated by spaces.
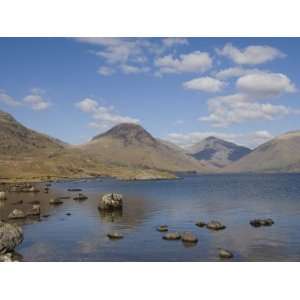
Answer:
xmin=73 ymin=193 xmax=88 ymax=201
xmin=250 ymin=218 xmax=274 ymax=227
xmin=98 ymin=193 xmax=123 ymax=211
xmin=107 ymin=232 xmax=123 ymax=239
xmin=156 ymin=225 xmax=168 ymax=232
xmin=206 ymin=221 xmax=226 ymax=231
xmin=181 ymin=232 xmax=198 ymax=243
xmin=49 ymin=198 xmax=63 ymax=205
xmin=195 ymin=221 xmax=207 ymax=228
xmin=68 ymin=188 xmax=82 ymax=192
xmin=219 ymin=248 xmax=234 ymax=259
xmin=0 ymin=221 xmax=23 ymax=254
xmin=162 ymin=232 xmax=181 ymax=240
xmin=8 ymin=209 xmax=26 ymax=219
xmin=0 ymin=191 xmax=6 ymax=200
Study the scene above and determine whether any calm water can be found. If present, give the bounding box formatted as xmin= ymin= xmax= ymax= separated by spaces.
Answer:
xmin=1 ymin=174 xmax=300 ymax=261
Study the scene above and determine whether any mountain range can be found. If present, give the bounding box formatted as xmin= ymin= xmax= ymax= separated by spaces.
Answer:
xmin=1 ymin=109 xmax=300 ymax=181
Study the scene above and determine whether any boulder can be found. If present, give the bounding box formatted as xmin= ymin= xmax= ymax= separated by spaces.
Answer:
xmin=8 ymin=209 xmax=26 ymax=219
xmin=107 ymin=232 xmax=123 ymax=239
xmin=0 ymin=221 xmax=23 ymax=254
xmin=219 ymin=248 xmax=234 ymax=259
xmin=250 ymin=218 xmax=274 ymax=227
xmin=49 ymin=198 xmax=63 ymax=205
xmin=27 ymin=204 xmax=41 ymax=216
xmin=162 ymin=232 xmax=181 ymax=240
xmin=181 ymin=232 xmax=198 ymax=243
xmin=98 ymin=193 xmax=123 ymax=211
xmin=0 ymin=252 xmax=23 ymax=262
xmin=195 ymin=221 xmax=206 ymax=228
xmin=73 ymin=193 xmax=88 ymax=201
xmin=156 ymin=225 xmax=168 ymax=232
xmin=206 ymin=221 xmax=226 ymax=231
xmin=0 ymin=191 xmax=6 ymax=200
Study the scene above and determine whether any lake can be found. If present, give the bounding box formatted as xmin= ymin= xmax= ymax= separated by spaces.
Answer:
xmin=1 ymin=173 xmax=300 ymax=261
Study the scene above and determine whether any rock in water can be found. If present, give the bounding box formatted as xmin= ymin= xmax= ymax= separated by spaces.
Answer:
xmin=156 ymin=225 xmax=168 ymax=232
xmin=219 ymin=249 xmax=234 ymax=259
xmin=0 ymin=252 xmax=22 ymax=262
xmin=162 ymin=232 xmax=181 ymax=240
xmin=49 ymin=198 xmax=63 ymax=205
xmin=0 ymin=191 xmax=6 ymax=200
xmin=98 ymin=193 xmax=123 ymax=211
xmin=250 ymin=218 xmax=274 ymax=227
xmin=73 ymin=193 xmax=88 ymax=201
xmin=8 ymin=209 xmax=26 ymax=219
xmin=27 ymin=204 xmax=41 ymax=216
xmin=195 ymin=221 xmax=207 ymax=228
xmin=206 ymin=221 xmax=226 ymax=231
xmin=181 ymin=232 xmax=198 ymax=243
xmin=107 ymin=232 xmax=123 ymax=239
xmin=0 ymin=221 xmax=23 ymax=254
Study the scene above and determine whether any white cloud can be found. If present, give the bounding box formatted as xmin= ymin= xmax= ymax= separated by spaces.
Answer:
xmin=200 ymin=93 xmax=295 ymax=127
xmin=120 ymin=64 xmax=150 ymax=74
xmin=155 ymin=51 xmax=213 ymax=74
xmin=97 ymin=66 xmax=115 ymax=76
xmin=183 ymin=76 xmax=225 ymax=93
xmin=161 ymin=38 xmax=189 ymax=47
xmin=166 ymin=130 xmax=274 ymax=149
xmin=23 ymin=89 xmax=51 ymax=111
xmin=236 ymin=72 xmax=296 ymax=97
xmin=75 ymin=98 xmax=139 ymax=130
xmin=217 ymin=43 xmax=285 ymax=65
xmin=0 ymin=90 xmax=21 ymax=106
xmin=215 ymin=67 xmax=264 ymax=80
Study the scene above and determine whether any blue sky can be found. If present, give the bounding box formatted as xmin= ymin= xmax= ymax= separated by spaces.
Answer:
xmin=1 ymin=37 xmax=300 ymax=148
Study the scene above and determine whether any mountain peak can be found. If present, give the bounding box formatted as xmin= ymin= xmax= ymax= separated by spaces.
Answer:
xmin=91 ymin=123 xmax=157 ymax=145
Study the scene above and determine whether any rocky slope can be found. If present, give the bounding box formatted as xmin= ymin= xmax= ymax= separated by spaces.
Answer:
xmin=186 ymin=136 xmax=251 ymax=168
xmin=224 ymin=131 xmax=300 ymax=173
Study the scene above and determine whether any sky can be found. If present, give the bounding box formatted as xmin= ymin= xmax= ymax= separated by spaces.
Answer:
xmin=1 ymin=37 xmax=300 ymax=148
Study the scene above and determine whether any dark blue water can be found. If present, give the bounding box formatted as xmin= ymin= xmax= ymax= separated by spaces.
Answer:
xmin=3 ymin=174 xmax=300 ymax=261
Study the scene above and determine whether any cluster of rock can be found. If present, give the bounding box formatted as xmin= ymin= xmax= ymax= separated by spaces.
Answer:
xmin=0 ymin=221 xmax=23 ymax=262
xmin=195 ymin=220 xmax=226 ymax=231
xmin=9 ymin=183 xmax=40 ymax=193
xmin=8 ymin=205 xmax=41 ymax=219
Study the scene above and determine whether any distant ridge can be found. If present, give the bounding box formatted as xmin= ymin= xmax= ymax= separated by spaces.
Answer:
xmin=186 ymin=136 xmax=251 ymax=168
xmin=224 ymin=131 xmax=300 ymax=173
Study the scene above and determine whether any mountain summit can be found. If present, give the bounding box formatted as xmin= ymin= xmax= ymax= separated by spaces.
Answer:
xmin=186 ymin=136 xmax=251 ymax=168
xmin=92 ymin=123 xmax=157 ymax=146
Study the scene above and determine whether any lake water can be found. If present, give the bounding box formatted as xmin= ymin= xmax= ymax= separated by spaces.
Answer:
xmin=1 ymin=174 xmax=300 ymax=261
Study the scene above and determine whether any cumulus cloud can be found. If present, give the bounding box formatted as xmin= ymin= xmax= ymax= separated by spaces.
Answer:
xmin=200 ymin=93 xmax=296 ymax=127
xmin=161 ymin=38 xmax=189 ymax=47
xmin=98 ymin=66 xmax=115 ymax=76
xmin=236 ymin=72 xmax=296 ymax=97
xmin=23 ymin=88 xmax=51 ymax=111
xmin=75 ymin=98 xmax=139 ymax=130
xmin=215 ymin=67 xmax=264 ymax=80
xmin=0 ymin=90 xmax=21 ymax=106
xmin=120 ymin=64 xmax=150 ymax=74
xmin=217 ymin=43 xmax=285 ymax=65
xmin=154 ymin=51 xmax=213 ymax=74
xmin=183 ymin=76 xmax=225 ymax=93
xmin=166 ymin=130 xmax=274 ymax=149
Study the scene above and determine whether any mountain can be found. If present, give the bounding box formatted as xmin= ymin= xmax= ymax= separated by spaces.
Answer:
xmin=224 ymin=131 xmax=300 ymax=173
xmin=0 ymin=111 xmax=65 ymax=157
xmin=80 ymin=123 xmax=211 ymax=173
xmin=186 ymin=136 xmax=251 ymax=168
